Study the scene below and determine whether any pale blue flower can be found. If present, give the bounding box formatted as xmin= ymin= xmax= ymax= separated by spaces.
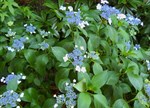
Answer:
xmin=134 ymin=44 xmax=140 ymax=50
xmin=39 ymin=42 xmax=49 ymax=50
xmin=24 ymin=24 xmax=36 ymax=34
xmin=144 ymin=84 xmax=150 ymax=97
xmin=0 ymin=90 xmax=20 ymax=107
xmin=125 ymin=14 xmax=141 ymax=26
xmin=66 ymin=11 xmax=81 ymax=25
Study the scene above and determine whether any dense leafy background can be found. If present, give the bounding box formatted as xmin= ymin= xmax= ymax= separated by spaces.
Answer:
xmin=0 ymin=0 xmax=150 ymax=108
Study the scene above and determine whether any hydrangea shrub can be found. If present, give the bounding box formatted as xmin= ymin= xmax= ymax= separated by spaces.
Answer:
xmin=0 ymin=0 xmax=150 ymax=108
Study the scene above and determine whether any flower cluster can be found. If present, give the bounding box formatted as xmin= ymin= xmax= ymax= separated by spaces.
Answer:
xmin=87 ymin=51 xmax=99 ymax=59
xmin=63 ymin=46 xmax=86 ymax=73
xmin=0 ymin=73 xmax=26 ymax=84
xmin=10 ymin=37 xmax=28 ymax=51
xmin=96 ymin=3 xmax=142 ymax=26
xmin=39 ymin=30 xmax=50 ymax=38
xmin=54 ymin=81 xmax=77 ymax=108
xmin=134 ymin=44 xmax=140 ymax=50
xmin=0 ymin=90 xmax=24 ymax=108
xmin=100 ymin=4 xmax=120 ymax=20
xmin=39 ymin=41 xmax=49 ymax=50
xmin=60 ymin=6 xmax=89 ymax=28
xmin=125 ymin=42 xmax=141 ymax=51
xmin=24 ymin=24 xmax=36 ymax=34
xmin=5 ymin=29 xmax=16 ymax=37
xmin=125 ymin=14 xmax=142 ymax=26
xmin=66 ymin=10 xmax=81 ymax=25
xmin=144 ymin=79 xmax=150 ymax=97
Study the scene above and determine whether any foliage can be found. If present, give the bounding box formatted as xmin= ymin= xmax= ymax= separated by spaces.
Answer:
xmin=0 ymin=0 xmax=150 ymax=108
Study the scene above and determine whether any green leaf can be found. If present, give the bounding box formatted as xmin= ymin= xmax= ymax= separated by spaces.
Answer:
xmin=34 ymin=54 xmax=49 ymax=76
xmin=119 ymin=83 xmax=131 ymax=94
xmin=0 ymin=36 xmax=7 ymax=42
xmin=93 ymin=62 xmax=103 ymax=75
xmin=106 ymin=71 xmax=119 ymax=85
xmin=127 ymin=72 xmax=143 ymax=91
xmin=93 ymin=94 xmax=109 ymax=108
xmin=55 ymin=68 xmax=70 ymax=86
xmin=58 ymin=78 xmax=70 ymax=91
xmin=22 ymin=88 xmax=38 ymax=102
xmin=5 ymin=52 xmax=16 ymax=63
xmin=42 ymin=98 xmax=55 ymax=108
xmin=105 ymin=25 xmax=118 ymax=42
xmin=6 ymin=77 xmax=18 ymax=91
xmin=44 ymin=1 xmax=57 ymax=9
xmin=91 ymin=71 xmax=108 ymax=88
xmin=78 ymin=92 xmax=91 ymax=108
xmin=24 ymin=49 xmax=38 ymax=66
xmin=74 ymin=36 xmax=86 ymax=53
xmin=88 ymin=35 xmax=100 ymax=51
xmin=74 ymin=79 xmax=86 ymax=92
xmin=126 ymin=61 xmax=139 ymax=75
xmin=113 ymin=99 xmax=129 ymax=108
xmin=52 ymin=46 xmax=67 ymax=62
xmin=58 ymin=0 xmax=64 ymax=7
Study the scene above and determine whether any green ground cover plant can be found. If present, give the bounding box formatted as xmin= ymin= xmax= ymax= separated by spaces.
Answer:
xmin=0 ymin=0 xmax=150 ymax=108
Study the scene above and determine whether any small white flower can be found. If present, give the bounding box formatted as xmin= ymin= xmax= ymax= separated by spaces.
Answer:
xmin=65 ymin=82 xmax=69 ymax=86
xmin=108 ymin=18 xmax=112 ymax=25
xmin=75 ymin=45 xmax=78 ymax=48
xmin=78 ymin=21 xmax=89 ymax=28
xmin=20 ymin=93 xmax=24 ymax=98
xmin=81 ymin=67 xmax=86 ymax=73
xmin=6 ymin=46 xmax=15 ymax=52
xmin=117 ymin=14 xmax=126 ymax=19
xmin=22 ymin=75 xmax=26 ymax=79
xmin=59 ymin=6 xmax=66 ymax=11
xmin=96 ymin=3 xmax=102 ymax=10
xmin=146 ymin=60 xmax=149 ymax=63
xmin=101 ymin=0 xmax=109 ymax=4
xmin=84 ymin=55 xmax=87 ymax=58
xmin=71 ymin=106 xmax=74 ymax=108
xmin=10 ymin=90 xmax=14 ymax=93
xmin=0 ymin=77 xmax=5 ymax=82
xmin=16 ymin=106 xmax=20 ymax=108
xmin=63 ymin=54 xmax=69 ymax=62
xmin=68 ymin=6 xmax=73 ymax=11
xmin=73 ymin=79 xmax=76 ymax=83
xmin=80 ymin=46 xmax=84 ymax=50
xmin=75 ymin=65 xmax=81 ymax=72
xmin=17 ymin=80 xmax=21 ymax=84
xmin=24 ymin=24 xmax=27 ymax=27
xmin=78 ymin=22 xmax=85 ymax=28
xmin=17 ymin=98 xmax=21 ymax=102
xmin=141 ymin=22 xmax=144 ymax=26
xmin=53 ymin=94 xmax=57 ymax=97
xmin=54 ymin=104 xmax=58 ymax=108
